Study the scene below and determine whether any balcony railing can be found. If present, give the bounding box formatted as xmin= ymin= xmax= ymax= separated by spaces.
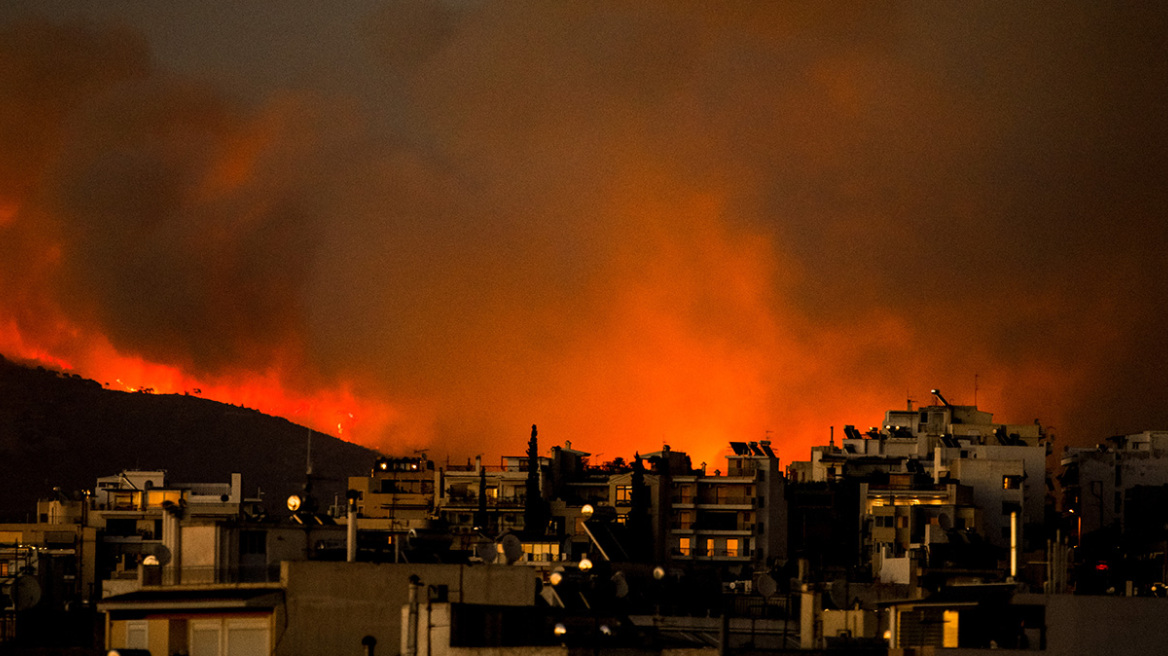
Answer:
xmin=695 ymin=495 xmax=752 ymax=505
xmin=670 ymin=547 xmax=750 ymax=559
xmin=444 ymin=493 xmax=527 ymax=507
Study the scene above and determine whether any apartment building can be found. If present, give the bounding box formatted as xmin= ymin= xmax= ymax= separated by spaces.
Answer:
xmin=1060 ymin=431 xmax=1168 ymax=539
xmin=665 ymin=441 xmax=785 ymax=567
xmin=794 ymin=392 xmax=1048 ymax=553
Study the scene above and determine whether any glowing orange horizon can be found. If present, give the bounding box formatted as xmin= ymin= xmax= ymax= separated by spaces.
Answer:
xmin=0 ymin=316 xmax=1049 ymax=478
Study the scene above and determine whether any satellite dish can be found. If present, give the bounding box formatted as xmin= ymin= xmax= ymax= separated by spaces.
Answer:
xmin=12 ymin=576 xmax=42 ymax=610
xmin=828 ymin=578 xmax=850 ymax=610
xmin=474 ymin=542 xmax=498 ymax=564
xmin=143 ymin=543 xmax=172 ymax=566
xmin=611 ymin=570 xmax=629 ymax=598
xmin=501 ymin=534 xmax=523 ymax=564
xmin=245 ymin=503 xmax=268 ymax=522
xmin=755 ymin=573 xmax=777 ymax=598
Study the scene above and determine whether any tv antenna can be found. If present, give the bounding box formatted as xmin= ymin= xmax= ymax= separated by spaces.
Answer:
xmin=306 ymin=428 xmax=313 ymax=476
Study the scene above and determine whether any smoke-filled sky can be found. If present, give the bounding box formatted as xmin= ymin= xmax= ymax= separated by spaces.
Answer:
xmin=2 ymin=2 xmax=1167 ymax=468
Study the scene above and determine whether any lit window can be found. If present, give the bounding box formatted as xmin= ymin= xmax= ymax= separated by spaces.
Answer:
xmin=942 ymin=610 xmax=959 ymax=648
xmin=726 ymin=539 xmax=739 ymax=557
xmin=678 ymin=537 xmax=691 ymax=556
xmin=615 ymin=485 xmax=633 ymax=504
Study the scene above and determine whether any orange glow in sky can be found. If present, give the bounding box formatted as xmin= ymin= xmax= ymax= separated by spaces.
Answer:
xmin=4 ymin=5 xmax=1168 ymax=471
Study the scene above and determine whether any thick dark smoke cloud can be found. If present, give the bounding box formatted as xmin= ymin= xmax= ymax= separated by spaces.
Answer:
xmin=2 ymin=3 xmax=1167 ymax=464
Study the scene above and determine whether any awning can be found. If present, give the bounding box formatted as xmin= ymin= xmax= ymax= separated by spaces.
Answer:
xmin=98 ymin=587 xmax=283 ymax=613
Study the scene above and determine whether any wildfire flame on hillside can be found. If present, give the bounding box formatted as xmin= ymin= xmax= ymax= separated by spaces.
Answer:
xmin=3 ymin=6 xmax=1168 ymax=467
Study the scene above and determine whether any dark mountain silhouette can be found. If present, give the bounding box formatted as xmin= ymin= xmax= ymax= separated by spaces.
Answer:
xmin=0 ymin=354 xmax=384 ymax=521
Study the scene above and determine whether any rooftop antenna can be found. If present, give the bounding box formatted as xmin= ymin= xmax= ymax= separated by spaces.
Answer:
xmin=974 ymin=373 xmax=979 ymax=407
xmin=306 ymin=428 xmax=313 ymax=476
xmin=906 ymin=393 xmax=915 ymax=412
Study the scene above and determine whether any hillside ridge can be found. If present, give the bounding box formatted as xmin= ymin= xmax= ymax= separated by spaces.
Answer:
xmin=0 ymin=354 xmax=383 ymax=521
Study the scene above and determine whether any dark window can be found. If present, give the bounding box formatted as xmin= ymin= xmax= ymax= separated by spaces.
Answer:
xmin=701 ymin=511 xmax=738 ymax=530
xmin=105 ymin=518 xmax=137 ymax=537
xmin=241 ymin=530 xmax=266 ymax=555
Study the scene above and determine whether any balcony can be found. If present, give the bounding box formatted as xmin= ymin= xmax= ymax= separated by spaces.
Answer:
xmin=671 ymin=547 xmax=751 ymax=560
xmin=443 ymin=493 xmax=526 ymax=508
xmin=694 ymin=494 xmax=753 ymax=507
